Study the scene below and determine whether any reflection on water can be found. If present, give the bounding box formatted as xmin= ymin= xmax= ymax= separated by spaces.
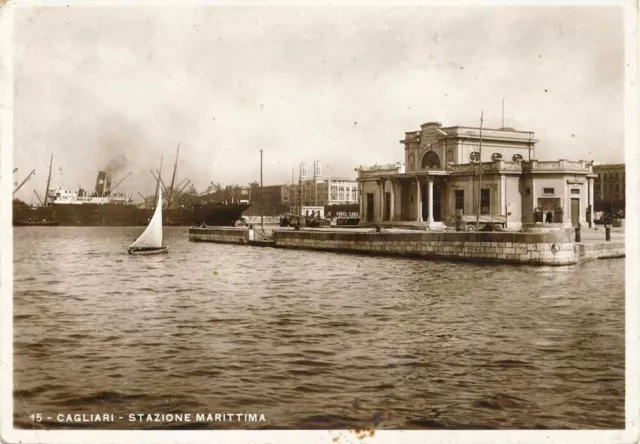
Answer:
xmin=13 ymin=227 xmax=625 ymax=429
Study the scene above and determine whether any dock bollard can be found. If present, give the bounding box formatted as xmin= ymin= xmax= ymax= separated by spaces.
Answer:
xmin=575 ymin=226 xmax=581 ymax=243
xmin=605 ymin=226 xmax=611 ymax=242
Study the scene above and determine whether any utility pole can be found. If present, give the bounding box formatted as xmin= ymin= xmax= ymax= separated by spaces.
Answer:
xmin=475 ymin=110 xmax=484 ymax=231
xmin=260 ymin=149 xmax=264 ymax=229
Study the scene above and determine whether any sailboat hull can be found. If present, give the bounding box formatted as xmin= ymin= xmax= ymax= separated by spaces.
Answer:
xmin=128 ymin=246 xmax=170 ymax=255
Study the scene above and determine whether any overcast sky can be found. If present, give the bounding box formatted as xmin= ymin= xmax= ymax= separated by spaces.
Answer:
xmin=12 ymin=6 xmax=625 ymax=202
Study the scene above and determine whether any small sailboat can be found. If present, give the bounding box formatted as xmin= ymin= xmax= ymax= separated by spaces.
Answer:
xmin=128 ymin=188 xmax=169 ymax=255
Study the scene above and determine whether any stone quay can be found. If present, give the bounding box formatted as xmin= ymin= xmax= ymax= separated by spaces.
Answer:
xmin=188 ymin=226 xmax=624 ymax=266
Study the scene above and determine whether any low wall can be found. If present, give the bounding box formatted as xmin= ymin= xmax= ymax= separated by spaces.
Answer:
xmin=189 ymin=227 xmax=249 ymax=244
xmin=574 ymin=242 xmax=625 ymax=261
xmin=272 ymin=230 xmax=577 ymax=266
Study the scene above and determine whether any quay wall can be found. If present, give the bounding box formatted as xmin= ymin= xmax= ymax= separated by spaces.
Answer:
xmin=271 ymin=230 xmax=578 ymax=266
xmin=574 ymin=242 xmax=625 ymax=261
xmin=189 ymin=227 xmax=625 ymax=266
xmin=189 ymin=227 xmax=249 ymax=244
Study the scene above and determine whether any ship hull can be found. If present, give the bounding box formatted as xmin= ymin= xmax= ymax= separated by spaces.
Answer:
xmin=13 ymin=220 xmax=60 ymax=226
xmin=128 ymin=246 xmax=170 ymax=255
xmin=13 ymin=203 xmax=251 ymax=227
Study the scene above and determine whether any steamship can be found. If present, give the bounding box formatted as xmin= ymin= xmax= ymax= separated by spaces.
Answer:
xmin=13 ymin=170 xmax=250 ymax=227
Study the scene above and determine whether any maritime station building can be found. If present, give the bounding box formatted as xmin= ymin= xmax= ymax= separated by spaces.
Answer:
xmin=357 ymin=121 xmax=597 ymax=230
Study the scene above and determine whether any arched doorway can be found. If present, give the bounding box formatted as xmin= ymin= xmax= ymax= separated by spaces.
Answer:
xmin=421 ymin=151 xmax=441 ymax=169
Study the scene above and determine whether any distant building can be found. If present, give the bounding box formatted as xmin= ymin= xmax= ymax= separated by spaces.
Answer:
xmin=244 ymin=184 xmax=288 ymax=217
xmin=357 ymin=121 xmax=597 ymax=229
xmin=284 ymin=160 xmax=358 ymax=212
xmin=593 ymin=164 xmax=625 ymax=216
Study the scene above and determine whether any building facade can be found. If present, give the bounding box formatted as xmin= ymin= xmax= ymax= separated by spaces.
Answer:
xmin=244 ymin=184 xmax=288 ymax=217
xmin=283 ymin=161 xmax=359 ymax=212
xmin=358 ymin=121 xmax=597 ymax=230
xmin=593 ymin=164 xmax=625 ymax=216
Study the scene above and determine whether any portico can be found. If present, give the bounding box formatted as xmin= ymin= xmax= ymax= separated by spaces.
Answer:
xmin=362 ymin=168 xmax=448 ymax=229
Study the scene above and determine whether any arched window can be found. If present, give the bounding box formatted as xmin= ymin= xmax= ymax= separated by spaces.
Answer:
xmin=469 ymin=151 xmax=480 ymax=163
xmin=421 ymin=151 xmax=441 ymax=169
xmin=491 ymin=153 xmax=503 ymax=161
xmin=512 ymin=154 xmax=523 ymax=161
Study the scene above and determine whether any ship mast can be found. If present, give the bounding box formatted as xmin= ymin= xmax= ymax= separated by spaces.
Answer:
xmin=43 ymin=154 xmax=53 ymax=206
xmin=154 ymin=154 xmax=164 ymax=209
xmin=168 ymin=143 xmax=180 ymax=208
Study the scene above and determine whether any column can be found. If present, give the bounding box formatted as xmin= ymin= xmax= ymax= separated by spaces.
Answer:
xmin=500 ymin=175 xmax=506 ymax=216
xmin=379 ymin=179 xmax=385 ymax=222
xmin=415 ymin=179 xmax=423 ymax=222
xmin=358 ymin=181 xmax=364 ymax=220
xmin=588 ymin=177 xmax=594 ymax=227
xmin=427 ymin=178 xmax=434 ymax=226
xmin=389 ymin=180 xmax=395 ymax=221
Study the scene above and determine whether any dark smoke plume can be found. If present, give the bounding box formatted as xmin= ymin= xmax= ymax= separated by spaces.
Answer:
xmin=97 ymin=114 xmax=143 ymax=180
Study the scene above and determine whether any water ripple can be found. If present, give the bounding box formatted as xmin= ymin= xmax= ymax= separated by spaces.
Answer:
xmin=12 ymin=226 xmax=625 ymax=430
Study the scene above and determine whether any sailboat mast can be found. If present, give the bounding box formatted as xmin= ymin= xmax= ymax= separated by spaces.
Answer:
xmin=168 ymin=143 xmax=180 ymax=207
xmin=475 ymin=111 xmax=484 ymax=230
xmin=43 ymin=154 xmax=53 ymax=206
xmin=154 ymin=155 xmax=164 ymax=209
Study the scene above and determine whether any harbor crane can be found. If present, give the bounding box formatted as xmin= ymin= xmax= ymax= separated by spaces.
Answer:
xmin=137 ymin=192 xmax=153 ymax=208
xmin=168 ymin=143 xmax=180 ymax=205
xmin=150 ymin=169 xmax=170 ymax=197
xmin=13 ymin=169 xmax=35 ymax=196
xmin=210 ymin=181 xmax=222 ymax=192
xmin=33 ymin=190 xmax=43 ymax=205
xmin=109 ymin=172 xmax=132 ymax=193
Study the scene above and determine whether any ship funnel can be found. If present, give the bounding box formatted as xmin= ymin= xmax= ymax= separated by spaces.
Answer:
xmin=95 ymin=171 xmax=107 ymax=197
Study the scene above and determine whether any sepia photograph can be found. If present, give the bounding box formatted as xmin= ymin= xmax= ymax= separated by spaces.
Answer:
xmin=1 ymin=1 xmax=637 ymax=443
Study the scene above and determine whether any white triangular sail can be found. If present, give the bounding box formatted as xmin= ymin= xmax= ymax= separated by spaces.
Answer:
xmin=129 ymin=188 xmax=163 ymax=249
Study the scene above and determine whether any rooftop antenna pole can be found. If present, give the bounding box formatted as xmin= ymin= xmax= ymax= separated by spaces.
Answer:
xmin=43 ymin=154 xmax=53 ymax=206
xmin=260 ymin=149 xmax=264 ymax=230
xmin=475 ymin=110 xmax=484 ymax=231
xmin=501 ymin=99 xmax=505 ymax=129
